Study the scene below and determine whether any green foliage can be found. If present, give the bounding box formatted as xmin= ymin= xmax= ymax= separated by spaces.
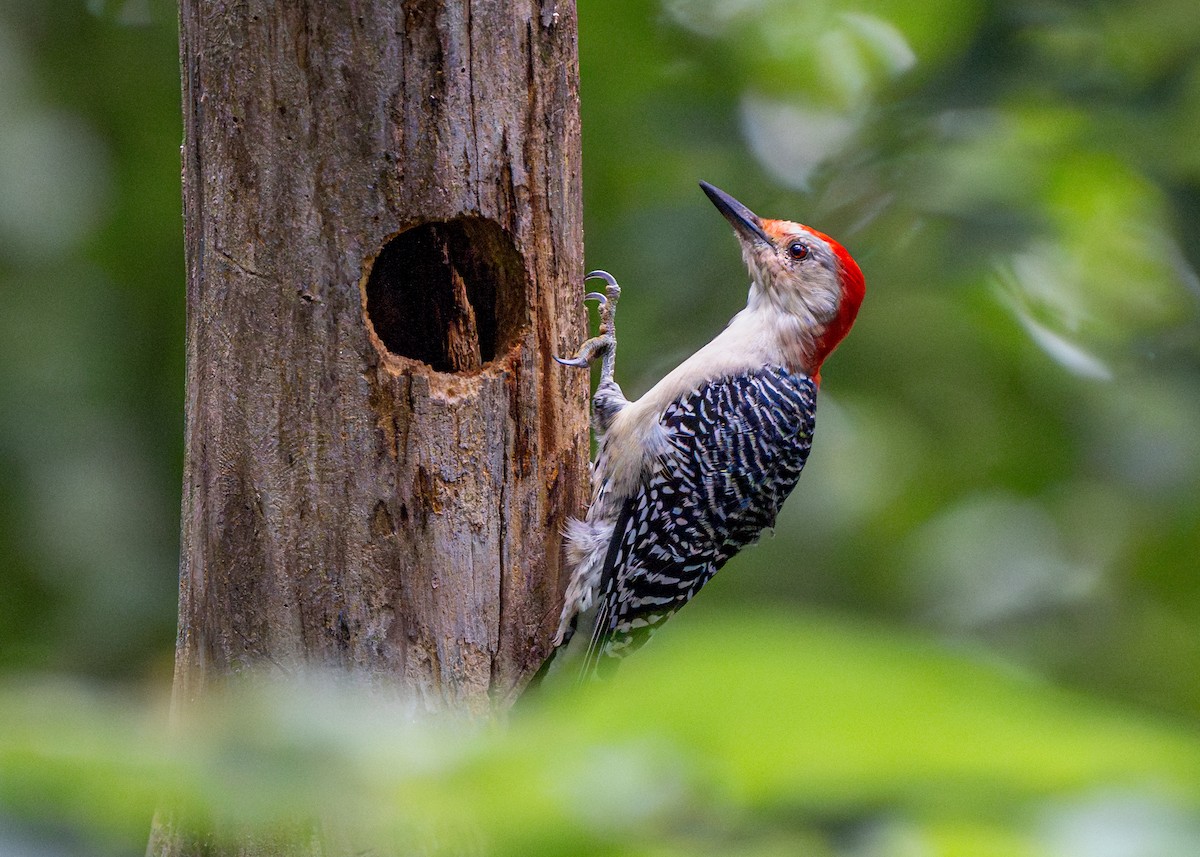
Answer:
xmin=5 ymin=613 xmax=1200 ymax=855
xmin=579 ymin=0 xmax=1200 ymax=724
xmin=1 ymin=0 xmax=1199 ymax=853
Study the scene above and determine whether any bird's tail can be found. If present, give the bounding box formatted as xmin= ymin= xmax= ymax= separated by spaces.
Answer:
xmin=521 ymin=618 xmax=576 ymax=699
xmin=519 ymin=605 xmax=625 ymax=703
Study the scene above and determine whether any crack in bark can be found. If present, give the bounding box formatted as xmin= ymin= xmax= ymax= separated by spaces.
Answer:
xmin=491 ymin=410 xmax=508 ymax=694
xmin=465 ymin=0 xmax=483 ymax=214
xmin=214 ymin=246 xmax=271 ymax=280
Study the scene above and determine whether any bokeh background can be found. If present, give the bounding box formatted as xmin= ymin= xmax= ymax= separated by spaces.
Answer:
xmin=2 ymin=1 xmax=1200 ymax=855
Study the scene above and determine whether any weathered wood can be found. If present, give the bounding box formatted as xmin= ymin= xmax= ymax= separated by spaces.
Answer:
xmin=153 ymin=4 xmax=586 ymax=853
xmin=168 ymin=0 xmax=587 ymax=719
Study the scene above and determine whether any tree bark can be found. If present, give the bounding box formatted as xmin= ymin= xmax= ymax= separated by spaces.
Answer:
xmin=167 ymin=0 xmax=586 ymax=717
xmin=151 ymin=4 xmax=586 ymax=853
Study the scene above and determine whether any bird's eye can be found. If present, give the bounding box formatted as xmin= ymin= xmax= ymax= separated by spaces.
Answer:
xmin=787 ymin=241 xmax=810 ymax=260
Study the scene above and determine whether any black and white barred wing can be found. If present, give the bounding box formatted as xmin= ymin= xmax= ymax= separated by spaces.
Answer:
xmin=585 ymin=366 xmax=817 ymax=673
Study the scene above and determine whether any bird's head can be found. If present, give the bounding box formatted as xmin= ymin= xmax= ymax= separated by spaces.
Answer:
xmin=700 ymin=181 xmax=865 ymax=378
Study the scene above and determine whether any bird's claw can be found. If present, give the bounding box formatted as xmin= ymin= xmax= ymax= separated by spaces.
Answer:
xmin=586 ymin=270 xmax=619 ymax=288
xmin=553 ymin=354 xmax=591 ymax=368
xmin=586 ymin=270 xmax=621 ymax=308
xmin=554 ymin=270 xmax=621 ymax=381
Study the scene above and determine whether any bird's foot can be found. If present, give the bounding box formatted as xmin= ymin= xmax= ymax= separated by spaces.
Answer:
xmin=554 ymin=271 xmax=621 ymax=383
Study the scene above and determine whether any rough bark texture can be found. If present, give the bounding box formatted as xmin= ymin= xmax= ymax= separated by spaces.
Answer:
xmin=151 ymin=5 xmax=587 ymax=852
xmin=166 ymin=0 xmax=587 ymax=715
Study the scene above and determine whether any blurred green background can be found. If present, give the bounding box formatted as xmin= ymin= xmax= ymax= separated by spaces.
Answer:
xmin=2 ymin=0 xmax=1199 ymax=855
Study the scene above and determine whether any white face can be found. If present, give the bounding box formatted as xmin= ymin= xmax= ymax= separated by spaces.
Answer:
xmin=743 ymin=221 xmax=842 ymax=329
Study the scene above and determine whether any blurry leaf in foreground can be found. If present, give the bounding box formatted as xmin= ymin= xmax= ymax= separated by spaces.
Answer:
xmin=564 ymin=612 xmax=1200 ymax=806
xmin=1040 ymin=790 xmax=1200 ymax=857
xmin=3 ymin=612 xmax=1200 ymax=855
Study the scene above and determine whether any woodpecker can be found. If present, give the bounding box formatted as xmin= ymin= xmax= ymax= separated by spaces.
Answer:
xmin=550 ymin=182 xmax=865 ymax=679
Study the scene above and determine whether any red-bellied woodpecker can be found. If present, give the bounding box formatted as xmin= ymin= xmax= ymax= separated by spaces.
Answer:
xmin=549 ymin=182 xmax=865 ymax=679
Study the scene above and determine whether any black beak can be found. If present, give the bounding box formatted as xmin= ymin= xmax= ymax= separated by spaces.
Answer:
xmin=700 ymin=181 xmax=771 ymax=245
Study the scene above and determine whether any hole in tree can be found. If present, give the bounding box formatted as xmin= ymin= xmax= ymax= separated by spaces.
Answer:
xmin=364 ymin=217 xmax=528 ymax=373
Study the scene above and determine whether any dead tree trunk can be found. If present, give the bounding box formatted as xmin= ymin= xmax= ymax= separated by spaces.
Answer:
xmin=167 ymin=1 xmax=587 ymax=716
xmin=150 ymin=6 xmax=587 ymax=852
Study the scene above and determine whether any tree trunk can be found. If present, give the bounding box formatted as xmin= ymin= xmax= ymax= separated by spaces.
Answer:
xmin=167 ymin=0 xmax=585 ymax=720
